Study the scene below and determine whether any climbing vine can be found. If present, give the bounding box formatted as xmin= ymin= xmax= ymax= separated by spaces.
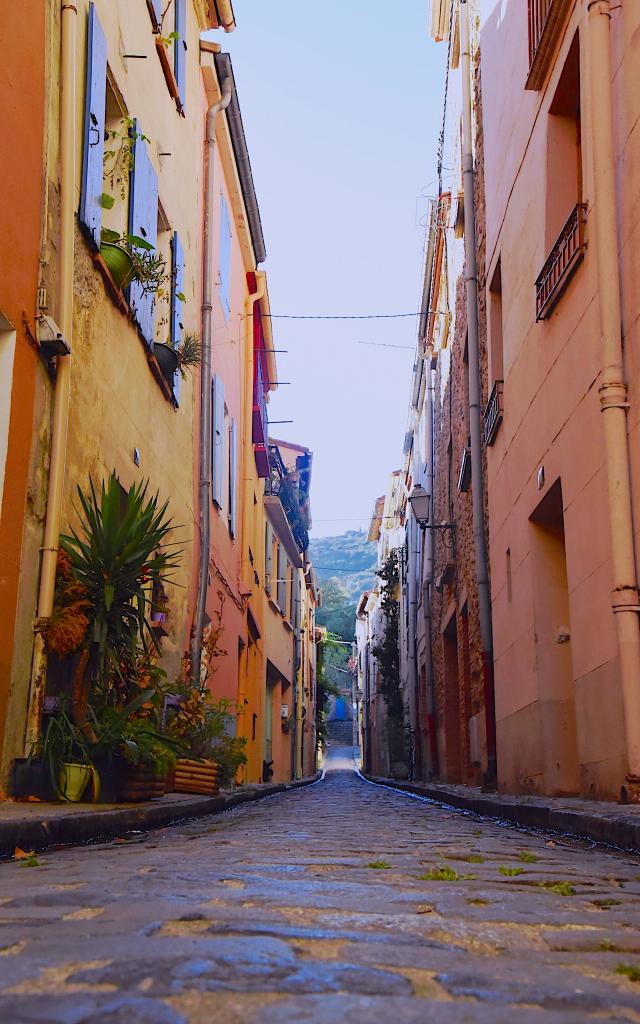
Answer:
xmin=372 ymin=550 xmax=403 ymax=726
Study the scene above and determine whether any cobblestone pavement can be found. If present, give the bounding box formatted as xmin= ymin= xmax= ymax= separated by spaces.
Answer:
xmin=2 ymin=747 xmax=640 ymax=1023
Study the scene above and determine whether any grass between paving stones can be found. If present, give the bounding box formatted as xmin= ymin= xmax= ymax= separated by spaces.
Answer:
xmin=517 ymin=851 xmax=539 ymax=863
xmin=592 ymin=898 xmax=623 ymax=909
xmin=616 ymin=964 xmax=640 ymax=982
xmin=499 ymin=866 xmax=525 ymax=877
xmin=366 ymin=860 xmax=392 ymax=870
xmin=419 ymin=864 xmax=477 ymax=882
xmin=537 ymin=881 xmax=575 ymax=896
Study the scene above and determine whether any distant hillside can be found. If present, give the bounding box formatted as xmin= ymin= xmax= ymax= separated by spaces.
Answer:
xmin=309 ymin=530 xmax=377 ymax=641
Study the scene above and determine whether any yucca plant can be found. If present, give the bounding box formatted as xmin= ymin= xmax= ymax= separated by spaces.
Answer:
xmin=60 ymin=473 xmax=181 ymax=719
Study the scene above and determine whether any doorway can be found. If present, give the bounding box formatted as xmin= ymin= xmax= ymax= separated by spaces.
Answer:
xmin=442 ymin=613 xmax=462 ymax=782
xmin=529 ymin=479 xmax=579 ymax=793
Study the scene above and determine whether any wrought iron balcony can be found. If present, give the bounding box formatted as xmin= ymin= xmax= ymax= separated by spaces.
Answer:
xmin=266 ymin=444 xmax=309 ymax=554
xmin=526 ymin=0 xmax=572 ymax=90
xmin=535 ymin=204 xmax=587 ymax=321
xmin=484 ymin=379 xmax=504 ymax=446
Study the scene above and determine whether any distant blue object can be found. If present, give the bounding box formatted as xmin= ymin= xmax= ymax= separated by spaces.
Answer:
xmin=334 ymin=697 xmax=346 ymax=721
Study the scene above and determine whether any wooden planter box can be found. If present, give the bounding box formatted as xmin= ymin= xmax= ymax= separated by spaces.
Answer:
xmin=173 ymin=758 xmax=221 ymax=796
xmin=117 ymin=765 xmax=166 ymax=802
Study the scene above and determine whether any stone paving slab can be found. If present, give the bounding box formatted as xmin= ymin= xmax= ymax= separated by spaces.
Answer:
xmin=363 ymin=772 xmax=640 ymax=852
xmin=1 ymin=747 xmax=640 ymax=1021
xmin=0 ymin=774 xmax=321 ymax=858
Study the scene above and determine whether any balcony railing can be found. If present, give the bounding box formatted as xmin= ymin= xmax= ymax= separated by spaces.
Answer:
xmin=266 ymin=445 xmax=309 ymax=554
xmin=535 ymin=204 xmax=587 ymax=321
xmin=484 ymin=379 xmax=504 ymax=446
xmin=526 ymin=0 xmax=572 ymax=90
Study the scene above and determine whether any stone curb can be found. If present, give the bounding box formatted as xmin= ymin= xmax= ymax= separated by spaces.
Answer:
xmin=361 ymin=773 xmax=640 ymax=853
xmin=0 ymin=771 xmax=322 ymax=859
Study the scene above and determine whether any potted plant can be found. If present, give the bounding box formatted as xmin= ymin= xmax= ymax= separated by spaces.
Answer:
xmin=154 ymin=332 xmax=200 ymax=382
xmin=99 ymin=229 xmax=168 ymax=294
xmin=40 ymin=707 xmax=96 ymax=803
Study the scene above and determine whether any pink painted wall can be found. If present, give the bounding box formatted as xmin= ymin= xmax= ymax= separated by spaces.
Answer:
xmin=480 ymin=0 xmax=640 ymax=798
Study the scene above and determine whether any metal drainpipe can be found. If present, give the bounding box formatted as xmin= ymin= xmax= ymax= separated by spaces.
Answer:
xmin=460 ymin=0 xmax=497 ymax=785
xmin=407 ymin=506 xmax=418 ymax=776
xmin=423 ymin=365 xmax=440 ymax=776
xmin=25 ymin=1 xmax=77 ymax=750
xmin=587 ymin=0 xmax=640 ymax=797
xmin=191 ymin=79 xmax=232 ymax=686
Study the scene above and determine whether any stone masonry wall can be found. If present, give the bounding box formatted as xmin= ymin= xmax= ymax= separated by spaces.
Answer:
xmin=430 ymin=50 xmax=490 ymax=785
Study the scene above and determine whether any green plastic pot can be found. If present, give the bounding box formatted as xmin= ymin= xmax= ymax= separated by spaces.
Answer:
xmin=57 ymin=762 xmax=94 ymax=802
xmin=100 ymin=242 xmax=135 ymax=290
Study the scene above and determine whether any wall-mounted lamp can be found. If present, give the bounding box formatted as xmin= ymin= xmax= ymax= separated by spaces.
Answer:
xmin=408 ymin=484 xmax=456 ymax=534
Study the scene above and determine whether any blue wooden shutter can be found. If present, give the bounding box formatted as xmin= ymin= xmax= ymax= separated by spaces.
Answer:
xmin=229 ymin=418 xmax=237 ymax=537
xmin=219 ymin=196 xmax=231 ymax=320
xmin=211 ymin=374 xmax=224 ymax=507
xmin=128 ymin=124 xmax=158 ymax=347
xmin=170 ymin=231 xmax=184 ymax=405
xmin=79 ymin=3 xmax=107 ymax=248
xmin=174 ymin=0 xmax=187 ymax=113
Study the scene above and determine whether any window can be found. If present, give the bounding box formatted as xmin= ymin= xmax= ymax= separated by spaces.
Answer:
xmin=155 ymin=204 xmax=172 ymax=347
xmin=147 ymin=0 xmax=187 ymax=113
xmin=545 ymin=34 xmax=582 ymax=251
xmin=264 ymin=522 xmax=273 ymax=594
xmin=536 ymin=33 xmax=586 ymax=320
xmin=212 ymin=374 xmax=225 ymax=507
xmin=169 ymin=230 xmax=184 ymax=405
xmin=0 ymin=313 xmax=16 ymax=522
xmin=488 ymin=259 xmax=504 ymax=385
xmin=79 ymin=3 xmax=160 ymax=350
xmin=219 ymin=195 xmax=232 ymax=320
xmin=228 ymin=417 xmax=237 ymax=537
xmin=276 ymin=545 xmax=288 ymax=613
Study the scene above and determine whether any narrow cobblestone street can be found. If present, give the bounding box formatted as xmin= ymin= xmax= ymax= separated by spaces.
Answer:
xmin=2 ymin=748 xmax=640 ymax=1023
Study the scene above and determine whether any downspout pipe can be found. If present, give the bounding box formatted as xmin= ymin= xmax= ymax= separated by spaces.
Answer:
xmin=423 ymin=366 xmax=439 ymax=776
xmin=191 ymin=77 xmax=232 ymax=686
xmin=418 ymin=204 xmax=438 ymax=777
xmin=460 ymin=0 xmax=497 ymax=786
xmin=406 ymin=501 xmax=419 ymax=776
xmin=25 ymin=1 xmax=77 ymax=750
xmin=587 ymin=0 xmax=640 ymax=795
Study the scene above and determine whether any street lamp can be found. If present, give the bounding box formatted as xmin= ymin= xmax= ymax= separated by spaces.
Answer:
xmin=408 ymin=484 xmax=456 ymax=534
xmin=408 ymin=485 xmax=430 ymax=526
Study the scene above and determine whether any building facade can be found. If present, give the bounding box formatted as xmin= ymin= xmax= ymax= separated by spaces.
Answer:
xmin=360 ymin=0 xmax=640 ymax=803
xmin=0 ymin=0 xmax=320 ymax=789
xmin=481 ymin=0 xmax=640 ymax=799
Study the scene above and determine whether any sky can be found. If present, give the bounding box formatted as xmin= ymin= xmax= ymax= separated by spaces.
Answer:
xmin=212 ymin=2 xmax=445 ymax=538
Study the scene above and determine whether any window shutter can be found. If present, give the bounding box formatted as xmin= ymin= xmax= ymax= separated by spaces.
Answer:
xmin=128 ymin=124 xmax=158 ymax=347
xmin=264 ymin=522 xmax=273 ymax=594
xmin=219 ymin=195 xmax=231 ymax=320
xmin=277 ymin=546 xmax=287 ymax=612
xmin=174 ymin=0 xmax=187 ymax=113
xmin=170 ymin=231 xmax=184 ymax=405
xmin=229 ymin=418 xmax=237 ymax=537
xmin=79 ymin=3 xmax=107 ymax=248
xmin=211 ymin=374 xmax=225 ymax=507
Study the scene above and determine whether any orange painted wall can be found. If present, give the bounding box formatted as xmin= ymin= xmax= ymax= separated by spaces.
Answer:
xmin=0 ymin=1 xmax=46 ymax=769
xmin=202 ymin=130 xmax=248 ymax=705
